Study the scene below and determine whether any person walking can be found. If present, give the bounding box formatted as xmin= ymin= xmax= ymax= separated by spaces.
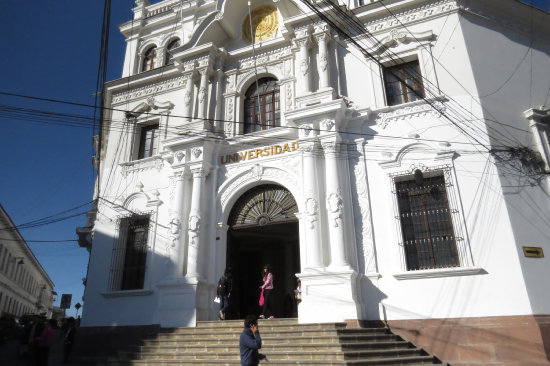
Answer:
xmin=36 ymin=319 xmax=56 ymax=366
xmin=239 ymin=315 xmax=264 ymax=366
xmin=217 ymin=267 xmax=233 ymax=320
xmin=259 ymin=265 xmax=274 ymax=319
xmin=62 ymin=317 xmax=76 ymax=363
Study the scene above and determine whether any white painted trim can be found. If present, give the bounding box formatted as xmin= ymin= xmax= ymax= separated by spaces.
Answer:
xmin=393 ymin=267 xmax=485 ymax=280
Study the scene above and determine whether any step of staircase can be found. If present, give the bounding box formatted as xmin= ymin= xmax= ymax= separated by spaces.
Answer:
xmin=96 ymin=319 xmax=447 ymax=366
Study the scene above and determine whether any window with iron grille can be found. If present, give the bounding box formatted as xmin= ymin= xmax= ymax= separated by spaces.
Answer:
xmin=244 ymin=78 xmax=280 ymax=134
xmin=142 ymin=47 xmax=157 ymax=72
xmin=383 ymin=60 xmax=425 ymax=106
xmin=395 ymin=173 xmax=459 ymax=270
xmin=110 ymin=215 xmax=149 ymax=291
xmin=137 ymin=124 xmax=159 ymax=159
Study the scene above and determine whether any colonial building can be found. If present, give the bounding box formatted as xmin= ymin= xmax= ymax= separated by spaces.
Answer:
xmin=78 ymin=0 xmax=550 ymax=363
xmin=0 ymin=204 xmax=55 ymax=318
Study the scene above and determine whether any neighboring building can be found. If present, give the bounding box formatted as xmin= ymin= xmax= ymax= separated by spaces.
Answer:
xmin=78 ymin=0 xmax=550 ymax=364
xmin=0 ymin=204 xmax=55 ymax=318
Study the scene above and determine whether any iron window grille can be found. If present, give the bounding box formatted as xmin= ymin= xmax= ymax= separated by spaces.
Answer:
xmin=137 ymin=124 xmax=159 ymax=159
xmin=391 ymin=166 xmax=471 ymax=271
xmin=108 ymin=214 xmax=150 ymax=291
xmin=383 ymin=60 xmax=425 ymax=106
xmin=244 ymin=78 xmax=280 ymax=134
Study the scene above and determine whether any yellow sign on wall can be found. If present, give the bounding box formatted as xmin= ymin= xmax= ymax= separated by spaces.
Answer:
xmin=523 ymin=247 xmax=544 ymax=258
xmin=221 ymin=141 xmax=299 ymax=164
xmin=242 ymin=6 xmax=279 ymax=44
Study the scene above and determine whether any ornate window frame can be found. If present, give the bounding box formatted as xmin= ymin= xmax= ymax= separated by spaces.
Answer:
xmin=366 ymin=29 xmax=439 ymax=110
xmin=105 ymin=211 xmax=155 ymax=294
xmin=379 ymin=146 xmax=482 ymax=280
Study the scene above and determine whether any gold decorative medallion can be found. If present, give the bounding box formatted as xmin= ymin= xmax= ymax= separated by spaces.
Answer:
xmin=242 ymin=5 xmax=279 ymax=44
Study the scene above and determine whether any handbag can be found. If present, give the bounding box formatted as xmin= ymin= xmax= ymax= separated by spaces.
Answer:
xmin=259 ymin=289 xmax=265 ymax=306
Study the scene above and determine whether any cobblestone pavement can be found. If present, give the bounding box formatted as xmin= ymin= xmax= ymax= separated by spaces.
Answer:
xmin=0 ymin=329 xmax=78 ymax=366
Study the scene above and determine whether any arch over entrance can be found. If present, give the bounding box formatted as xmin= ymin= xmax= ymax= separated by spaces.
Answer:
xmin=226 ymin=184 xmax=300 ymax=319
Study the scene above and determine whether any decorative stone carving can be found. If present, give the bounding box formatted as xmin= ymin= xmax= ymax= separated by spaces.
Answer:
xmin=320 ymin=119 xmax=335 ymax=132
xmin=375 ymin=101 xmax=446 ymax=129
xmin=351 ymin=143 xmax=377 ymax=275
xmin=169 ymin=217 xmax=181 ymax=248
xmin=120 ymin=157 xmax=164 ymax=177
xmin=226 ymin=98 xmax=233 ymax=121
xmin=219 ymin=166 xmax=300 ymax=208
xmin=305 ymin=197 xmax=318 ymax=229
xmin=198 ymin=86 xmax=207 ymax=103
xmin=184 ymin=90 xmax=192 ymax=106
xmin=327 ymin=190 xmax=343 ymax=228
xmin=319 ymin=54 xmax=328 ymax=72
xmin=286 ymin=84 xmax=293 ymax=110
xmin=112 ymin=75 xmax=186 ymax=105
xmin=299 ymin=59 xmax=309 ymax=76
xmin=175 ymin=151 xmax=185 ymax=163
xmin=251 ymin=163 xmax=264 ymax=179
xmin=192 ymin=148 xmax=202 ymax=159
xmin=188 ymin=214 xmax=201 ymax=248
xmin=300 ymin=125 xmax=313 ymax=137
xmin=242 ymin=5 xmax=279 ymax=44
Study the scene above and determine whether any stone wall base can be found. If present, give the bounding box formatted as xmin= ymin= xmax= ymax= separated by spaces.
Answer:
xmin=385 ymin=315 xmax=550 ymax=365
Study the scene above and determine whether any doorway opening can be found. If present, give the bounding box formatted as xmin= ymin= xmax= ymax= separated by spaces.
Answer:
xmin=226 ymin=184 xmax=300 ymax=319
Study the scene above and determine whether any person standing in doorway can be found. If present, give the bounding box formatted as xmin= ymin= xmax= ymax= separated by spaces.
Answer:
xmin=217 ymin=267 xmax=233 ymax=320
xmin=259 ymin=264 xmax=274 ymax=319
xmin=239 ymin=315 xmax=263 ymax=366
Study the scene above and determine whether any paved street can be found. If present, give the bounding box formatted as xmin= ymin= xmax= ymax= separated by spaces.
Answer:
xmin=0 ymin=329 xmax=77 ymax=366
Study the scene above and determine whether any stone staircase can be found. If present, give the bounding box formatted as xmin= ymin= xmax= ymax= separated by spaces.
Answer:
xmin=101 ymin=319 xmax=447 ymax=366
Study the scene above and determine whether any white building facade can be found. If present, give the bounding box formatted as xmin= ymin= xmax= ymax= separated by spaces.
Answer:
xmin=0 ymin=204 xmax=55 ymax=319
xmin=79 ymin=0 xmax=550 ymax=363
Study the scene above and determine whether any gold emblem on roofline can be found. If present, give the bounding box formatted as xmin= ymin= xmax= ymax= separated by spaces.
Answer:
xmin=242 ymin=5 xmax=279 ymax=44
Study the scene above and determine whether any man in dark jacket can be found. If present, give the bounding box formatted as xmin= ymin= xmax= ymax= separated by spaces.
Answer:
xmin=239 ymin=315 xmax=262 ymax=366
xmin=217 ymin=267 xmax=232 ymax=320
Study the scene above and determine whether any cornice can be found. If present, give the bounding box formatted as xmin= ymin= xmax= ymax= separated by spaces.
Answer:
xmin=360 ymin=0 xmax=459 ymax=35
xmin=111 ymin=74 xmax=187 ymax=105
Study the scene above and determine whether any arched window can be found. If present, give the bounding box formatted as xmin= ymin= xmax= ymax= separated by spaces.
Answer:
xmin=244 ymin=77 xmax=280 ymax=134
xmin=142 ymin=47 xmax=157 ymax=72
xmin=165 ymin=39 xmax=181 ymax=65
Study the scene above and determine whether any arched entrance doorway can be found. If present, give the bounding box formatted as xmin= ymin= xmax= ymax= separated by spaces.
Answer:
xmin=226 ymin=184 xmax=300 ymax=319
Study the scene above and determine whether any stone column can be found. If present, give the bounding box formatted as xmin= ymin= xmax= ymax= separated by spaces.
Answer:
xmin=295 ymin=37 xmax=311 ymax=95
xmin=169 ymin=171 xmax=188 ymax=278
xmin=186 ymin=167 xmax=207 ymax=278
xmin=197 ymin=69 xmax=209 ymax=121
xmin=214 ymin=70 xmax=224 ymax=131
xmin=183 ymin=73 xmax=195 ymax=122
xmin=301 ymin=142 xmax=322 ymax=268
xmin=316 ymin=33 xmax=330 ymax=90
xmin=322 ymin=140 xmax=349 ymax=268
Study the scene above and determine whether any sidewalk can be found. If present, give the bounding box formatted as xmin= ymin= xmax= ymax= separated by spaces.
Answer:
xmin=0 ymin=329 xmax=78 ymax=366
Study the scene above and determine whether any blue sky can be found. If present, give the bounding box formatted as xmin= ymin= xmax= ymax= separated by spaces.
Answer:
xmin=0 ymin=0 xmax=548 ymax=319
xmin=0 ymin=1 xmax=133 ymax=317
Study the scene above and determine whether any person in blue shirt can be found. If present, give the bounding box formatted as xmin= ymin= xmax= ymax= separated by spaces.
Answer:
xmin=239 ymin=315 xmax=264 ymax=365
